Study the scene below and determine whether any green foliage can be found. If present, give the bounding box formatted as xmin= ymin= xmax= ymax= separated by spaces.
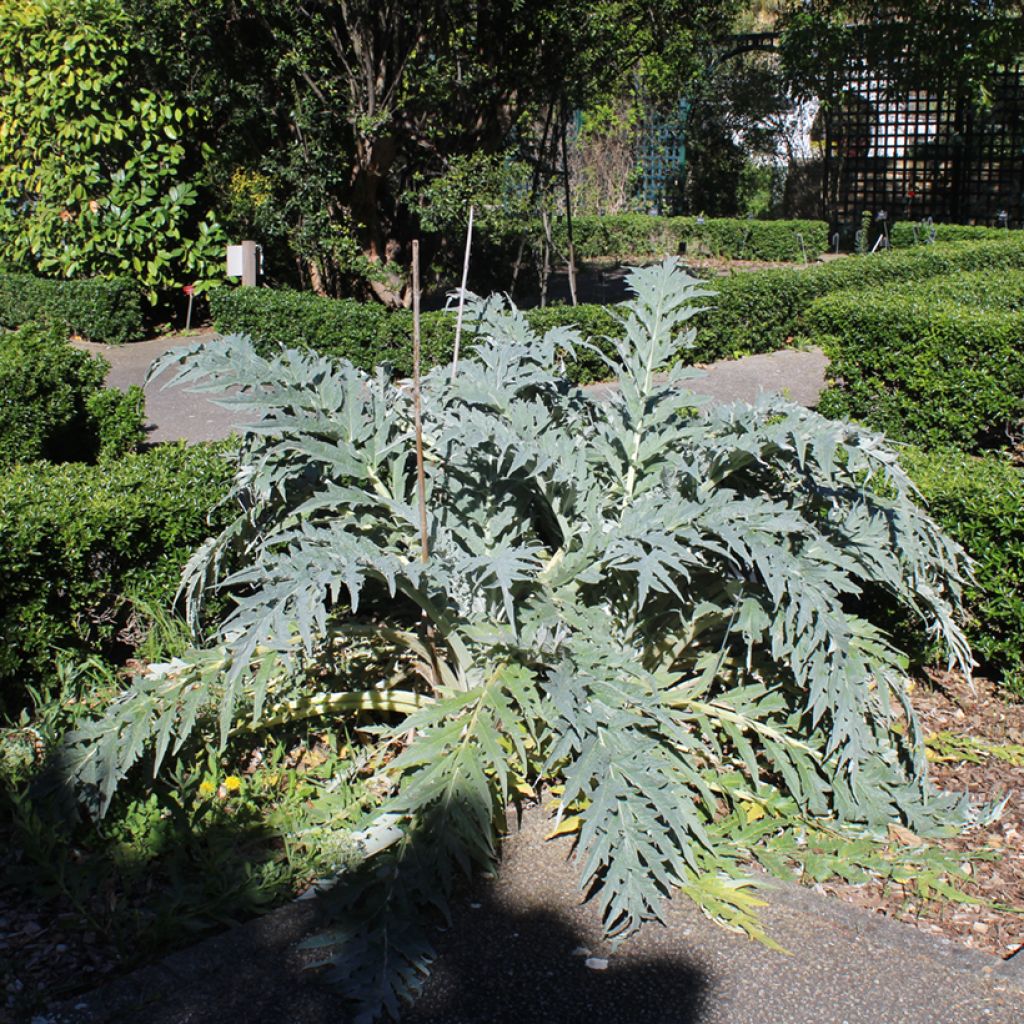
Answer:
xmin=812 ymin=272 xmax=1024 ymax=450
xmin=539 ymin=215 xmax=829 ymax=262
xmin=902 ymin=447 xmax=1024 ymax=697
xmin=209 ymin=286 xmax=622 ymax=385
xmin=2 ymin=659 xmax=368 ymax=1010
xmin=0 ymin=271 xmax=144 ymax=344
xmin=926 ymin=730 xmax=1024 ymax=767
xmin=65 ymin=261 xmax=985 ymax=1020
xmin=0 ymin=323 xmax=145 ymax=466
xmin=0 ymin=442 xmax=235 ymax=706
xmin=85 ymin=384 xmax=147 ymax=462
xmin=700 ymin=234 xmax=1024 ymax=362
xmin=890 ymin=223 xmax=1009 ymax=248
xmin=0 ymin=0 xmax=226 ymax=301
xmin=213 ymin=235 xmax=1024 ymax=386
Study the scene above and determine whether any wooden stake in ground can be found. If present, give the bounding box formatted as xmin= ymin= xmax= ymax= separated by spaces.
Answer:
xmin=411 ymin=240 xmax=429 ymax=564
xmin=450 ymin=204 xmax=474 ymax=382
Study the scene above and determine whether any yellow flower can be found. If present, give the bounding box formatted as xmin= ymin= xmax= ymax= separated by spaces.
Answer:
xmin=224 ymin=775 xmax=243 ymax=793
xmin=198 ymin=780 xmax=216 ymax=798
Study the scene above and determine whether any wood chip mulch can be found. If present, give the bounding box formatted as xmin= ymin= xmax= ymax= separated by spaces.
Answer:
xmin=820 ymin=670 xmax=1024 ymax=961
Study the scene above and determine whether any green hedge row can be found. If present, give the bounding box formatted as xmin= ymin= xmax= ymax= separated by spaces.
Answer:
xmin=533 ymin=214 xmax=830 ymax=262
xmin=0 ymin=443 xmax=236 ymax=706
xmin=810 ymin=270 xmax=1024 ymax=450
xmin=211 ymin=235 xmax=1024 ymax=385
xmin=0 ymin=323 xmax=145 ymax=466
xmin=889 ymin=222 xmax=1010 ymax=248
xmin=209 ymin=287 xmax=622 ymax=385
xmin=903 ymin=446 xmax=1024 ymax=697
xmin=0 ymin=272 xmax=144 ymax=344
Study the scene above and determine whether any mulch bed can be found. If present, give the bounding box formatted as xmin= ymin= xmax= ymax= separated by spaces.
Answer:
xmin=820 ymin=671 xmax=1024 ymax=961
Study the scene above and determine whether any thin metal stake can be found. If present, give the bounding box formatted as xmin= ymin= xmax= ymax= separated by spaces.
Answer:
xmin=451 ymin=205 xmax=474 ymax=383
xmin=411 ymin=240 xmax=429 ymax=565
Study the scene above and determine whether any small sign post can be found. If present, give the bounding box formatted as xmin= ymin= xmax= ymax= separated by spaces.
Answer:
xmin=226 ymin=241 xmax=260 ymax=286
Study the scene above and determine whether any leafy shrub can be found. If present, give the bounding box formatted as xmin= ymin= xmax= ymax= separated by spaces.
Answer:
xmin=0 ymin=272 xmax=145 ymax=344
xmin=903 ymin=447 xmax=1024 ymax=696
xmin=538 ymin=214 xmax=829 ymax=262
xmin=0 ymin=442 xmax=235 ymax=705
xmin=210 ymin=286 xmax=621 ymax=384
xmin=213 ymin=235 xmax=1024 ymax=382
xmin=889 ymin=223 xmax=1008 ymax=248
xmin=810 ymin=272 xmax=1024 ymax=449
xmin=69 ymin=262 xmax=981 ymax=1020
xmin=699 ymin=233 xmax=1024 ymax=361
xmin=0 ymin=0 xmax=226 ymax=302
xmin=85 ymin=384 xmax=147 ymax=462
xmin=0 ymin=323 xmax=145 ymax=465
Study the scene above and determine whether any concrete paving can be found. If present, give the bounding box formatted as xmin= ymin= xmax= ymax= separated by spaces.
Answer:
xmin=54 ymin=808 xmax=1022 ymax=1024
xmin=75 ymin=333 xmax=830 ymax=446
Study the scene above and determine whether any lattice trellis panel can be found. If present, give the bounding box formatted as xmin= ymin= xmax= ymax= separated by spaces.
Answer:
xmin=825 ymin=58 xmax=1024 ymax=229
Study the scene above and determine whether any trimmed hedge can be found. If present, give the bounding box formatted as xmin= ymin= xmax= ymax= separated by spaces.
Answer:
xmin=0 ymin=443 xmax=236 ymax=704
xmin=810 ymin=271 xmax=1024 ymax=450
xmin=538 ymin=214 xmax=830 ymax=262
xmin=0 ymin=271 xmax=144 ymax=344
xmin=212 ymin=235 xmax=1024 ymax=384
xmin=0 ymin=323 xmax=145 ymax=465
xmin=209 ymin=286 xmax=621 ymax=384
xmin=889 ymin=222 xmax=1010 ymax=248
xmin=903 ymin=446 xmax=1024 ymax=697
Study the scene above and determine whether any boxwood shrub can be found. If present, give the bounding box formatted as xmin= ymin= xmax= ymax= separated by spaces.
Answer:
xmin=810 ymin=271 xmax=1024 ymax=450
xmin=212 ymin=235 xmax=1024 ymax=384
xmin=0 ymin=442 xmax=236 ymax=705
xmin=0 ymin=323 xmax=145 ymax=466
xmin=0 ymin=272 xmax=145 ymax=344
xmin=210 ymin=287 xmax=623 ymax=384
xmin=902 ymin=446 xmax=1024 ymax=697
xmin=889 ymin=222 xmax=1008 ymax=248
xmin=538 ymin=214 xmax=829 ymax=262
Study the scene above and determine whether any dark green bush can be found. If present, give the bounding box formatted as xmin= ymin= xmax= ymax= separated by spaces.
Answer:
xmin=0 ymin=323 xmax=145 ymax=465
xmin=0 ymin=272 xmax=144 ymax=344
xmin=210 ymin=287 xmax=623 ymax=384
xmin=0 ymin=442 xmax=236 ymax=704
xmin=889 ymin=223 xmax=1008 ymax=248
xmin=809 ymin=272 xmax=1024 ymax=450
xmin=212 ymin=235 xmax=1024 ymax=383
xmin=902 ymin=446 xmax=1024 ymax=697
xmin=538 ymin=214 xmax=829 ymax=262
xmin=697 ymin=233 xmax=1024 ymax=361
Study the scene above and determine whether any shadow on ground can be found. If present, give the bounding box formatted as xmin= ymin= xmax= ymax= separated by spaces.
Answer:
xmin=59 ymin=884 xmax=708 ymax=1024
xmin=405 ymin=891 xmax=708 ymax=1024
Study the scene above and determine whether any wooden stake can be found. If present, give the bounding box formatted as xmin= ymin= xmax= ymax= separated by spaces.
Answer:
xmin=411 ymin=240 xmax=429 ymax=564
xmin=450 ymin=204 xmax=474 ymax=383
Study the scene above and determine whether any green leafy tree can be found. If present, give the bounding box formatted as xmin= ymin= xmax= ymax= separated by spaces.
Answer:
xmin=63 ymin=260 xmax=986 ymax=1019
xmin=780 ymin=1 xmax=1024 ymax=106
xmin=122 ymin=0 xmax=741 ymax=303
xmin=0 ymin=0 xmax=226 ymax=301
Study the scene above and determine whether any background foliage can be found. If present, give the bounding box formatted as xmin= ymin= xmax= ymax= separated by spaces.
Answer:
xmin=0 ymin=323 xmax=144 ymax=468
xmin=0 ymin=272 xmax=144 ymax=344
xmin=0 ymin=442 xmax=235 ymax=707
xmin=0 ymin=0 xmax=226 ymax=303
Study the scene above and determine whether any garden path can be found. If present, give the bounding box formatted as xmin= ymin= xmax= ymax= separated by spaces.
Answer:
xmin=58 ymin=806 xmax=1023 ymax=1024
xmin=75 ymin=333 xmax=829 ymax=444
